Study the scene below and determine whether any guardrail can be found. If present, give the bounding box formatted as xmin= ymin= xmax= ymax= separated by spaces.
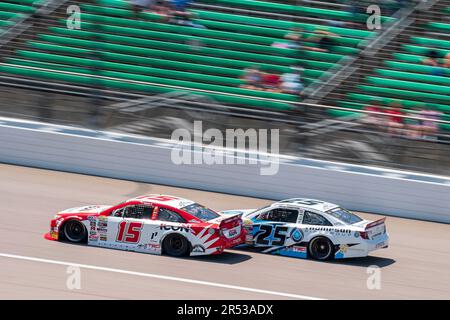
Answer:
xmin=0 ymin=117 xmax=449 ymax=223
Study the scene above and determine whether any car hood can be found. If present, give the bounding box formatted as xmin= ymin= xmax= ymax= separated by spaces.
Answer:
xmin=57 ymin=205 xmax=111 ymax=216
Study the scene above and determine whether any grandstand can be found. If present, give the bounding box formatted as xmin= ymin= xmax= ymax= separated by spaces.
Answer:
xmin=0 ymin=0 xmax=397 ymax=110
xmin=0 ymin=0 xmax=449 ymax=174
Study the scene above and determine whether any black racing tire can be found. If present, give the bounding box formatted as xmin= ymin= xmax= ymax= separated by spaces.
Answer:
xmin=162 ymin=234 xmax=190 ymax=257
xmin=308 ymin=237 xmax=334 ymax=261
xmin=62 ymin=220 xmax=87 ymax=243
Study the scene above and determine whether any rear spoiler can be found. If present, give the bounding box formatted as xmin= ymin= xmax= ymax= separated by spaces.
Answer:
xmin=219 ymin=214 xmax=241 ymax=228
xmin=365 ymin=217 xmax=386 ymax=230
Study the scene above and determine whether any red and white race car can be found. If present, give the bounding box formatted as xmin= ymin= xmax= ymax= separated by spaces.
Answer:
xmin=45 ymin=194 xmax=245 ymax=257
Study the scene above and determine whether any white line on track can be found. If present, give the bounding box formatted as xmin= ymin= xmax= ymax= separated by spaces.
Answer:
xmin=0 ymin=252 xmax=324 ymax=300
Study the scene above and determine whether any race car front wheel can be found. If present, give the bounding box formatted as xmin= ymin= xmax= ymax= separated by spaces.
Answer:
xmin=63 ymin=220 xmax=87 ymax=243
xmin=163 ymin=234 xmax=190 ymax=257
xmin=308 ymin=237 xmax=333 ymax=260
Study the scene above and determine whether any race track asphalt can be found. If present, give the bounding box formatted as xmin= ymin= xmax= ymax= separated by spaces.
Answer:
xmin=1 ymin=164 xmax=449 ymax=299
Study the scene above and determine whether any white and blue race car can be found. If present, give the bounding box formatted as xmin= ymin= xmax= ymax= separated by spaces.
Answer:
xmin=221 ymin=198 xmax=389 ymax=260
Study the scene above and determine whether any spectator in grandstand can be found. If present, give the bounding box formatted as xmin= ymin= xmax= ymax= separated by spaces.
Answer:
xmin=419 ymin=106 xmax=442 ymax=140
xmin=262 ymin=72 xmax=282 ymax=92
xmin=384 ymin=102 xmax=405 ymax=135
xmin=240 ymin=65 xmax=263 ymax=90
xmin=281 ymin=66 xmax=304 ymax=96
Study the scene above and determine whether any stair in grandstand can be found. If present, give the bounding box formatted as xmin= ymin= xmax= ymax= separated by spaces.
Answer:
xmin=318 ymin=0 xmax=450 ymax=134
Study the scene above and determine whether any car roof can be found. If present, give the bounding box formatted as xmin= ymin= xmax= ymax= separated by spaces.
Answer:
xmin=127 ymin=194 xmax=195 ymax=210
xmin=273 ymin=198 xmax=339 ymax=212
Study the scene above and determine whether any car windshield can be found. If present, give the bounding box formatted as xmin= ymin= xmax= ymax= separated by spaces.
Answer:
xmin=181 ymin=203 xmax=220 ymax=222
xmin=326 ymin=207 xmax=363 ymax=225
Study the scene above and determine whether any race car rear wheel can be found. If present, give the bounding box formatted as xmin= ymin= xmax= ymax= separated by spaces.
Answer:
xmin=163 ymin=234 xmax=190 ymax=257
xmin=63 ymin=220 xmax=87 ymax=243
xmin=308 ymin=237 xmax=333 ymax=260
